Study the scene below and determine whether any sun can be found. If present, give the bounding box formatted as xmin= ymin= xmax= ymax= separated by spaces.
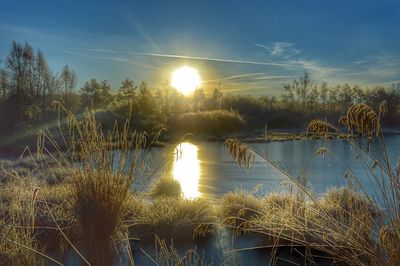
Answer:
xmin=171 ymin=66 xmax=201 ymax=95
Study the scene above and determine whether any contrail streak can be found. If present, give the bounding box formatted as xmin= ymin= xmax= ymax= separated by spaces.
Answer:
xmin=203 ymin=74 xmax=293 ymax=83
xmin=129 ymin=52 xmax=304 ymax=68
xmin=82 ymin=49 xmax=305 ymax=68
xmin=202 ymin=72 xmax=268 ymax=83
xmin=254 ymin=75 xmax=293 ymax=80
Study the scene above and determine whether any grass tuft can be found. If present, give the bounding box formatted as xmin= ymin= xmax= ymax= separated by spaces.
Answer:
xmin=150 ymin=177 xmax=182 ymax=198
xmin=130 ymin=197 xmax=217 ymax=243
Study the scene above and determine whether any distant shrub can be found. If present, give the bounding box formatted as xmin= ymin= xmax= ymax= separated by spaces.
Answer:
xmin=93 ymin=110 xmax=124 ymax=131
xmin=172 ymin=110 xmax=245 ymax=135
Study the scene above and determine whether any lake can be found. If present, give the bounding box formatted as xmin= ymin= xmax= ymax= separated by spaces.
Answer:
xmin=149 ymin=136 xmax=400 ymax=201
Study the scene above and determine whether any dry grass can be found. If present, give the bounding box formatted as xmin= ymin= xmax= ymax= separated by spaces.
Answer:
xmin=219 ymin=188 xmax=383 ymax=264
xmin=222 ymin=101 xmax=400 ymax=265
xmin=220 ymin=191 xmax=264 ymax=229
xmin=0 ymin=219 xmax=45 ymax=266
xmin=0 ymin=102 xmax=157 ymax=265
xmin=152 ymin=235 xmax=209 ymax=266
xmin=128 ymin=197 xmax=217 ymax=244
xmin=72 ymin=169 xmax=130 ymax=265
xmin=0 ymin=168 xmax=73 ymax=266
xmin=345 ymin=103 xmax=381 ymax=138
xmin=55 ymin=104 xmax=156 ymax=265
xmin=150 ymin=177 xmax=182 ymax=198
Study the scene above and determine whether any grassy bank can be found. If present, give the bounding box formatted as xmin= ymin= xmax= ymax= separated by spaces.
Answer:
xmin=0 ymin=164 xmax=392 ymax=265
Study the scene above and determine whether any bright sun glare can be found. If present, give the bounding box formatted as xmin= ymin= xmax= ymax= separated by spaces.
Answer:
xmin=172 ymin=142 xmax=201 ymax=199
xmin=171 ymin=66 xmax=201 ymax=95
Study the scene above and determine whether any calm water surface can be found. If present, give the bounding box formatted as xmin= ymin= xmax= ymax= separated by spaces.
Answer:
xmin=150 ymin=136 xmax=400 ymax=201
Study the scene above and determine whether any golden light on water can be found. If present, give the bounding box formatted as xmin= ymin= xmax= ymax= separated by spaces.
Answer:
xmin=171 ymin=66 xmax=201 ymax=95
xmin=172 ymin=142 xmax=201 ymax=199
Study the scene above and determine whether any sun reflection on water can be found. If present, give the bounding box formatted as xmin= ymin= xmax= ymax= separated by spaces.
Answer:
xmin=172 ymin=142 xmax=201 ymax=199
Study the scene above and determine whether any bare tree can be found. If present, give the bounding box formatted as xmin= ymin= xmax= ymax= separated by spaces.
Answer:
xmin=0 ymin=69 xmax=8 ymax=99
xmin=60 ymin=65 xmax=77 ymax=109
xmin=294 ymin=71 xmax=314 ymax=109
xmin=119 ymin=78 xmax=136 ymax=98
xmin=35 ymin=50 xmax=52 ymax=118
xmin=282 ymin=71 xmax=314 ymax=110
xmin=22 ymin=42 xmax=35 ymax=98
xmin=7 ymin=41 xmax=24 ymax=99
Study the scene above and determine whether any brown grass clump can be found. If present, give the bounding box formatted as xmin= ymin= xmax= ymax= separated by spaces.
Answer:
xmin=150 ymin=177 xmax=182 ymax=198
xmin=306 ymin=119 xmax=331 ymax=136
xmin=72 ymin=168 xmax=130 ymax=265
xmin=345 ymin=103 xmax=381 ymax=138
xmin=379 ymin=221 xmax=400 ymax=266
xmin=318 ymin=187 xmax=381 ymax=222
xmin=59 ymin=107 xmax=153 ymax=265
xmin=263 ymin=193 xmax=302 ymax=213
xmin=316 ymin=188 xmax=382 ymax=249
xmin=130 ymin=197 xmax=217 ymax=243
xmin=220 ymin=191 xmax=264 ymax=229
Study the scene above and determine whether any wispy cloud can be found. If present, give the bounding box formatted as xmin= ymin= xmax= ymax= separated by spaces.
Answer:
xmin=254 ymin=41 xmax=345 ymax=82
xmin=255 ymin=42 xmax=302 ymax=58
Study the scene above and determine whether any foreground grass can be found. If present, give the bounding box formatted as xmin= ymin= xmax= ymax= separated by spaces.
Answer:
xmin=0 ymin=168 xmax=390 ymax=265
xmin=0 ymin=161 xmax=395 ymax=265
xmin=220 ymin=188 xmax=382 ymax=264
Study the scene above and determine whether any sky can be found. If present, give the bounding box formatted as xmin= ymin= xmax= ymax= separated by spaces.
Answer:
xmin=0 ymin=0 xmax=399 ymax=96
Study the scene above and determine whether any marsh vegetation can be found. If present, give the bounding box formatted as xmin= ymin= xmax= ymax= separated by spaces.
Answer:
xmin=0 ymin=98 xmax=399 ymax=265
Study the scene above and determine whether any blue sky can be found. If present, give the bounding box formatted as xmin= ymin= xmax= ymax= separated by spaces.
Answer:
xmin=1 ymin=0 xmax=399 ymax=95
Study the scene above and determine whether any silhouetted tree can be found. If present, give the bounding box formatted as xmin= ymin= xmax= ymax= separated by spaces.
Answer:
xmin=211 ymin=87 xmax=223 ymax=109
xmin=136 ymin=81 xmax=154 ymax=115
xmin=193 ymin=88 xmax=205 ymax=111
xmin=80 ymin=79 xmax=111 ymax=108
xmin=0 ymin=69 xmax=8 ymax=99
xmin=119 ymin=78 xmax=136 ymax=98
xmin=60 ymin=65 xmax=77 ymax=110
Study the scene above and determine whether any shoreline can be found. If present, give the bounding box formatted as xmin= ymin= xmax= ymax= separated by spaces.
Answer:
xmin=1 ymin=128 xmax=399 ymax=158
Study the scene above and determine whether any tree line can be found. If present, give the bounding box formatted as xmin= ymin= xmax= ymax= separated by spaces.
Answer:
xmin=0 ymin=41 xmax=77 ymax=131
xmin=1 ymin=41 xmax=399 ymax=137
